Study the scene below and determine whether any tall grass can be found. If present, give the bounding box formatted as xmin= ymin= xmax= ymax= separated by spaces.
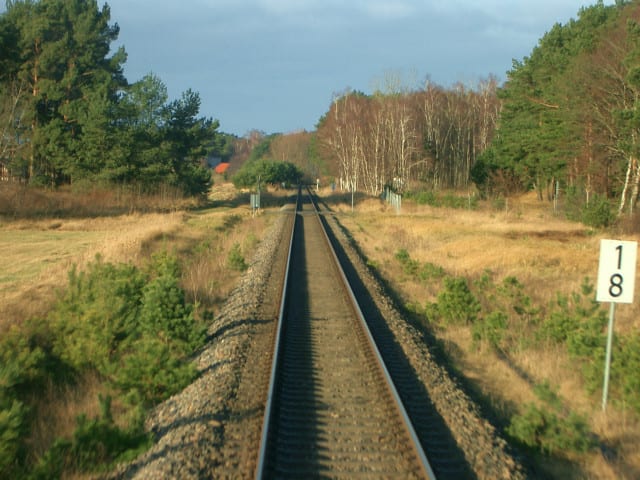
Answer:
xmin=0 ymin=183 xmax=199 ymax=219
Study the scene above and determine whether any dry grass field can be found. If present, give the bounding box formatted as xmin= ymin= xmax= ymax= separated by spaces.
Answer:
xmin=0 ymin=183 xmax=277 ymax=330
xmin=327 ymin=190 xmax=640 ymax=480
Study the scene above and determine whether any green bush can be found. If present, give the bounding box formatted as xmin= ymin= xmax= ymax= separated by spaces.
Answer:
xmin=0 ymin=322 xmax=50 ymax=478
xmin=432 ymin=276 xmax=481 ymax=325
xmin=139 ymin=269 xmax=205 ymax=355
xmin=580 ymin=194 xmax=614 ymax=228
xmin=0 ymin=251 xmax=206 ymax=476
xmin=394 ymin=248 xmax=411 ymax=264
xmin=51 ymin=253 xmax=206 ymax=405
xmin=0 ymin=324 xmax=47 ymax=392
xmin=394 ymin=249 xmax=444 ymax=281
xmin=614 ymin=333 xmax=640 ymax=413
xmin=472 ymin=311 xmax=508 ymax=350
xmin=564 ymin=189 xmax=614 ymax=228
xmin=114 ymin=338 xmax=198 ymax=407
xmin=232 ymin=159 xmax=302 ymax=188
xmin=405 ymin=190 xmax=478 ymax=210
xmin=228 ymin=243 xmax=248 ymax=271
xmin=50 ymin=260 xmax=146 ymax=373
xmin=470 ymin=273 xmax=540 ymax=352
xmin=507 ymin=380 xmax=594 ymax=455
xmin=395 ymin=248 xmax=419 ymax=276
xmin=539 ymin=278 xmax=608 ymax=392
xmin=0 ymin=400 xmax=27 ymax=476
xmin=418 ymin=262 xmax=445 ymax=281
xmin=507 ymin=403 xmax=594 ymax=455
xmin=408 ymin=190 xmax=438 ymax=206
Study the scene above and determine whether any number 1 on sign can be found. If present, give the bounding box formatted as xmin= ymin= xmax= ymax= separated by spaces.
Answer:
xmin=597 ymin=240 xmax=637 ymax=304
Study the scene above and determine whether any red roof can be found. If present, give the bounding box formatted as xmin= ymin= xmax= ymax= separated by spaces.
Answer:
xmin=214 ymin=162 xmax=230 ymax=174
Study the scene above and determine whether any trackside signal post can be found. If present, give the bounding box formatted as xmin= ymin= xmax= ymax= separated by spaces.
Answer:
xmin=596 ymin=239 xmax=638 ymax=411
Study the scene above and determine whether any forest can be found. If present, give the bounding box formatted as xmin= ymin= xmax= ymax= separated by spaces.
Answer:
xmin=0 ymin=0 xmax=226 ymax=196
xmin=312 ymin=0 xmax=640 ymax=226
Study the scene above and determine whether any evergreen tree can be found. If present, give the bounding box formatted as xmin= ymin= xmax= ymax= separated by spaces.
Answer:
xmin=2 ymin=0 xmax=126 ymax=185
xmin=0 ymin=1 xmax=220 ymax=195
xmin=161 ymin=89 xmax=218 ymax=196
xmin=475 ymin=1 xmax=629 ymax=207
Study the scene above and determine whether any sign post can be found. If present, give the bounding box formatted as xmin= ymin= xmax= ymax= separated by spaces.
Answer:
xmin=250 ymin=193 xmax=260 ymax=217
xmin=596 ymin=239 xmax=637 ymax=411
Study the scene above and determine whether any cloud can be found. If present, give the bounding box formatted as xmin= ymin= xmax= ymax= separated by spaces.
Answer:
xmin=4 ymin=0 xmax=614 ymax=135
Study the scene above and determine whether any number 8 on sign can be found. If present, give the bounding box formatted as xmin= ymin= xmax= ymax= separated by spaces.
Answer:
xmin=596 ymin=240 xmax=637 ymax=304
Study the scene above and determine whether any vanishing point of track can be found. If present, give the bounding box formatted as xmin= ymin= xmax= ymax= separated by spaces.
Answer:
xmin=255 ymin=187 xmax=436 ymax=479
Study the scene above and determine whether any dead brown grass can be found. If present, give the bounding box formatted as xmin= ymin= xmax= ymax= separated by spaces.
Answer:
xmin=26 ymin=372 xmax=105 ymax=464
xmin=332 ymin=190 xmax=640 ymax=480
xmin=0 ymin=212 xmax=187 ymax=331
xmin=0 ymin=182 xmax=198 ymax=219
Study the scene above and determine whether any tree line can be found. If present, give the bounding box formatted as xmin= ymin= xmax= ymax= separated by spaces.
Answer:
xmin=475 ymin=0 xmax=637 ymax=217
xmin=316 ymin=77 xmax=500 ymax=196
xmin=0 ymin=0 xmax=223 ymax=196
xmin=314 ymin=1 xmax=640 ymax=223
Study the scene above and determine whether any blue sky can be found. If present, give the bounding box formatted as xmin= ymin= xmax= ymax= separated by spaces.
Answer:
xmin=3 ymin=1 xmax=615 ymax=136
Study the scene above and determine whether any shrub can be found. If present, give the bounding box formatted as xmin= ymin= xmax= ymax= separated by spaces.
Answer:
xmin=0 ymin=324 xmax=47 ymax=391
xmin=418 ymin=262 xmax=445 ymax=281
xmin=615 ymin=333 xmax=640 ymax=414
xmin=394 ymin=248 xmax=411 ymax=264
xmin=0 ymin=400 xmax=27 ymax=477
xmin=0 ymin=250 xmax=206 ymax=476
xmin=114 ymin=338 xmax=198 ymax=407
xmin=232 ymin=159 xmax=302 ymax=188
xmin=539 ymin=278 xmax=608 ymax=392
xmin=50 ymin=260 xmax=146 ymax=373
xmin=507 ymin=403 xmax=594 ymax=455
xmin=228 ymin=243 xmax=248 ymax=271
xmin=540 ymin=279 xmax=605 ymax=344
xmin=139 ymin=269 xmax=205 ymax=355
xmin=472 ymin=311 xmax=508 ymax=350
xmin=433 ymin=276 xmax=481 ymax=325
xmin=564 ymin=188 xmax=613 ymax=228
xmin=47 ymin=253 xmax=205 ymax=453
xmin=395 ymin=248 xmax=419 ymax=276
xmin=580 ymin=194 xmax=614 ymax=228
xmin=0 ymin=322 xmax=50 ymax=477
xmin=405 ymin=190 xmax=478 ymax=210
xmin=408 ymin=190 xmax=438 ymax=206
xmin=395 ymin=249 xmax=444 ymax=281
xmin=507 ymin=380 xmax=595 ymax=454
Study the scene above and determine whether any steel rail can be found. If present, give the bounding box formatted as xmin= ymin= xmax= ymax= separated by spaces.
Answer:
xmin=307 ymin=188 xmax=436 ymax=480
xmin=254 ymin=187 xmax=300 ymax=479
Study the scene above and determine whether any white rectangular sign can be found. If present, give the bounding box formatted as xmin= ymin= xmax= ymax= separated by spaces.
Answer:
xmin=596 ymin=239 xmax=637 ymax=303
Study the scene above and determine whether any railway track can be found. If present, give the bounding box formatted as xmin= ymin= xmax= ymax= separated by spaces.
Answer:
xmin=110 ymin=187 xmax=523 ymax=479
xmin=255 ymin=187 xmax=436 ymax=479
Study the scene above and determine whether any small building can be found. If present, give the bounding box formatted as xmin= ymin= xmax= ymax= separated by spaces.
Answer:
xmin=214 ymin=162 xmax=230 ymax=175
